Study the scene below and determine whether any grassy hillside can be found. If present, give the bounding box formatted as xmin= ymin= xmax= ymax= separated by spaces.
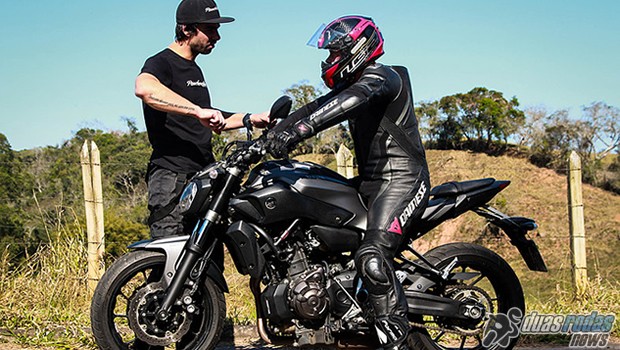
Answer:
xmin=421 ymin=150 xmax=619 ymax=296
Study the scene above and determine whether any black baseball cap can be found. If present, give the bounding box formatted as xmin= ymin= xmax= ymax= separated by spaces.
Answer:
xmin=176 ymin=0 xmax=235 ymax=24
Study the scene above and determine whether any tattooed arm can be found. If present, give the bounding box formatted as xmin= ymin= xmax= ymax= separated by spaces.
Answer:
xmin=135 ymin=73 xmax=226 ymax=132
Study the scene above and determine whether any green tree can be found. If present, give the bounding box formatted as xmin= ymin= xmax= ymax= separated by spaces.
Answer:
xmin=527 ymin=110 xmax=579 ymax=170
xmin=16 ymin=126 xmax=153 ymax=255
xmin=0 ymin=134 xmax=31 ymax=259
xmin=283 ymin=81 xmax=323 ymax=111
xmin=524 ymin=102 xmax=620 ymax=186
xmin=581 ymin=102 xmax=620 ymax=160
xmin=416 ymin=99 xmax=463 ymax=149
xmin=417 ymin=87 xmax=525 ymax=151
xmin=0 ymin=134 xmax=29 ymax=203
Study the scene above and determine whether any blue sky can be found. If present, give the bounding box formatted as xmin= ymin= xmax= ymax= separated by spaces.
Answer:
xmin=1 ymin=1 xmax=618 ymax=150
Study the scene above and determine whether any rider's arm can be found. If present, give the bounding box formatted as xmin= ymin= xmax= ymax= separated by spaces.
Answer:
xmin=291 ymin=68 xmax=399 ymax=139
xmin=268 ymin=92 xmax=335 ymax=134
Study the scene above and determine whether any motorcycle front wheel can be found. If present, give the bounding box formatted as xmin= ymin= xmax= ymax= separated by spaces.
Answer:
xmin=406 ymin=243 xmax=525 ymax=350
xmin=90 ymin=250 xmax=226 ymax=350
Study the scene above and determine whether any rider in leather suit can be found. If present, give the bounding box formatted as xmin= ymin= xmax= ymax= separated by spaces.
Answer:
xmin=265 ymin=16 xmax=430 ymax=350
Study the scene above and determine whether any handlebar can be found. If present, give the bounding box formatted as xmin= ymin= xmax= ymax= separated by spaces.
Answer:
xmin=224 ymin=137 xmax=267 ymax=169
xmin=221 ymin=95 xmax=293 ymax=169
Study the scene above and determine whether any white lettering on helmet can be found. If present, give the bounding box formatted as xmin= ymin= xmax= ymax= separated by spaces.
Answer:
xmin=339 ymin=45 xmax=372 ymax=78
xmin=205 ymin=7 xmax=218 ymax=12
xmin=351 ymin=37 xmax=368 ymax=54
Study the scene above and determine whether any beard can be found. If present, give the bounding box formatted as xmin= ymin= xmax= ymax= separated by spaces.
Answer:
xmin=190 ymin=40 xmax=214 ymax=55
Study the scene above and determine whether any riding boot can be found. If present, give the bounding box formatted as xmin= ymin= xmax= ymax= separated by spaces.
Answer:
xmin=356 ymin=245 xmax=411 ymax=350
xmin=369 ymin=279 xmax=411 ymax=350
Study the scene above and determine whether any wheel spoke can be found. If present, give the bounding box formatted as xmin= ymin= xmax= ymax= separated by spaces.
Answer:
xmin=414 ymin=246 xmax=524 ymax=350
xmin=124 ymin=338 xmax=135 ymax=347
xmin=475 ymin=334 xmax=483 ymax=346
xmin=114 ymin=313 xmax=127 ymax=319
xmin=468 ymin=274 xmax=484 ymax=286
xmin=459 ymin=335 xmax=466 ymax=349
xmin=433 ymin=330 xmax=445 ymax=342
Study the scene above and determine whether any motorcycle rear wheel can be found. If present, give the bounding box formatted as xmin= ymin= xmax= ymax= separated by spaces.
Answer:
xmin=90 ymin=250 xmax=226 ymax=350
xmin=406 ymin=243 xmax=525 ymax=350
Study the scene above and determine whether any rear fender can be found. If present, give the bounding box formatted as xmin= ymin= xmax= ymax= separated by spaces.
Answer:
xmin=474 ymin=206 xmax=548 ymax=272
xmin=128 ymin=236 xmax=229 ymax=292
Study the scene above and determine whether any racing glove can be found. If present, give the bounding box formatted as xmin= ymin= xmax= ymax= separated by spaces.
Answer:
xmin=264 ymin=127 xmax=302 ymax=159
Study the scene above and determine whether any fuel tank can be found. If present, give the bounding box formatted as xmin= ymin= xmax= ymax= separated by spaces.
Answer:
xmin=229 ymin=160 xmax=367 ymax=230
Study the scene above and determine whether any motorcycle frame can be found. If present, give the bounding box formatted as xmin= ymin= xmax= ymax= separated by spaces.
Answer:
xmin=128 ymin=159 xmax=547 ymax=329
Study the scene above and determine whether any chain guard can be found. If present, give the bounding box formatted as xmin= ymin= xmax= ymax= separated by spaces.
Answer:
xmin=411 ymin=285 xmax=494 ymax=337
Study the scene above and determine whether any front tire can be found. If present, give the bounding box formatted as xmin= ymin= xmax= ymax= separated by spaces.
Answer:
xmin=406 ymin=243 xmax=525 ymax=350
xmin=90 ymin=250 xmax=226 ymax=350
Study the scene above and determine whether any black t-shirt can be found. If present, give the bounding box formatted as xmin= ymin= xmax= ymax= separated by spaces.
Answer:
xmin=140 ymin=48 xmax=230 ymax=173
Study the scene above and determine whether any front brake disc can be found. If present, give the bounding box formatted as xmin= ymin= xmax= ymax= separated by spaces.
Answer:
xmin=127 ymin=282 xmax=193 ymax=346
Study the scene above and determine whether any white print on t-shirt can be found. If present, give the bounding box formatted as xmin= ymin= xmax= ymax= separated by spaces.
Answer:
xmin=187 ymin=80 xmax=207 ymax=88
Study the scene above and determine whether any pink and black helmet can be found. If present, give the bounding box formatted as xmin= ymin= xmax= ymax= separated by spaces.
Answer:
xmin=308 ymin=16 xmax=384 ymax=89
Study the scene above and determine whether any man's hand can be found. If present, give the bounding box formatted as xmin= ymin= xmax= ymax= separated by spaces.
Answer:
xmin=249 ymin=111 xmax=271 ymax=128
xmin=264 ymin=128 xmax=302 ymax=158
xmin=196 ymin=108 xmax=226 ymax=133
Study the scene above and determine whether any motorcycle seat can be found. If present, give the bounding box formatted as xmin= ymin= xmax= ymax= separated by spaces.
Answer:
xmin=430 ymin=178 xmax=496 ymax=197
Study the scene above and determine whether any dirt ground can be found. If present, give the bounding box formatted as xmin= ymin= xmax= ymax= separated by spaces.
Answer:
xmin=1 ymin=329 xmax=619 ymax=349
xmin=1 ymin=339 xmax=619 ymax=349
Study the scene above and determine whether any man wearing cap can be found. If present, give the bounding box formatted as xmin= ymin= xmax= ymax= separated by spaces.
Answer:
xmin=135 ymin=0 xmax=270 ymax=238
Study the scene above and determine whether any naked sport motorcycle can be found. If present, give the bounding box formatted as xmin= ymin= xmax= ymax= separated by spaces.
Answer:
xmin=90 ymin=96 xmax=547 ymax=350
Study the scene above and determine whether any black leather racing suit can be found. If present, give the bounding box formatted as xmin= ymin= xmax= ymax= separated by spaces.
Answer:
xmin=274 ymin=63 xmax=430 ymax=349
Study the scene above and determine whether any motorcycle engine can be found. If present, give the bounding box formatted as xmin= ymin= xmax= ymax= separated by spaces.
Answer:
xmin=260 ymin=245 xmax=363 ymax=346
xmin=289 ymin=266 xmax=329 ymax=321
xmin=261 ymin=247 xmax=337 ymax=325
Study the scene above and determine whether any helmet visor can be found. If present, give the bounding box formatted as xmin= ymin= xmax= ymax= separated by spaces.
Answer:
xmin=307 ymin=23 xmax=326 ymax=48
xmin=307 ymin=23 xmax=351 ymax=50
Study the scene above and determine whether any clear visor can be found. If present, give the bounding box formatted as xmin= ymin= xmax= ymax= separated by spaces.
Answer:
xmin=306 ymin=23 xmax=348 ymax=49
xmin=307 ymin=23 xmax=326 ymax=48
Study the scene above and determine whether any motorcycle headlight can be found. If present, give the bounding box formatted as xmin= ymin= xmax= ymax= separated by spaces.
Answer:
xmin=179 ymin=181 xmax=198 ymax=214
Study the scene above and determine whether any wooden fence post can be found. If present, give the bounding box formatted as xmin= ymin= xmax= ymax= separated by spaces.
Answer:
xmin=81 ymin=141 xmax=105 ymax=292
xmin=568 ymin=151 xmax=587 ymax=295
xmin=336 ymin=144 xmax=354 ymax=179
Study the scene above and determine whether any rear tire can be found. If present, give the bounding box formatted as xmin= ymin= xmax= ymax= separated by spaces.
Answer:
xmin=90 ymin=250 xmax=226 ymax=350
xmin=406 ymin=243 xmax=525 ymax=350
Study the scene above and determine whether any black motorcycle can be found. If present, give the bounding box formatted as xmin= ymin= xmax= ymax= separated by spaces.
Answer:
xmin=90 ymin=96 xmax=547 ymax=350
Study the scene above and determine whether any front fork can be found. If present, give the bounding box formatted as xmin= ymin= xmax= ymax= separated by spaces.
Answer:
xmin=156 ymin=170 xmax=240 ymax=321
